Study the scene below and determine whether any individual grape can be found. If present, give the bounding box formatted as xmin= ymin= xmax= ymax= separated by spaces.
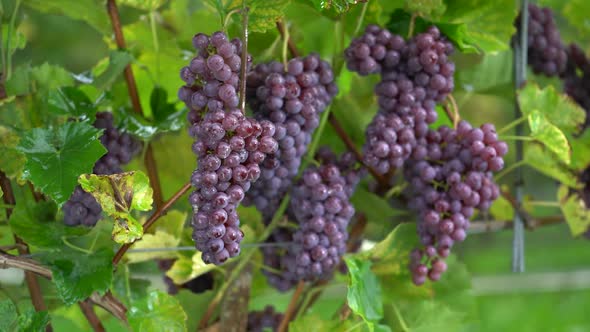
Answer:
xmin=243 ymin=54 xmax=338 ymax=221
xmin=405 ymin=121 xmax=507 ymax=284
xmin=516 ymin=3 xmax=567 ymax=77
xmin=247 ymin=306 xmax=284 ymax=332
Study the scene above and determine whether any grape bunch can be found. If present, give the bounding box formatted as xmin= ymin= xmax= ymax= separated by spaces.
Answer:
xmin=188 ymin=108 xmax=278 ymax=265
xmin=404 ymin=122 xmax=507 ymax=285
xmin=345 ymin=25 xmax=455 ymax=175
xmin=242 ymin=55 xmax=338 ymax=220
xmin=178 ymin=31 xmax=250 ymax=116
xmin=563 ymin=44 xmax=590 ymax=129
xmin=517 ymin=3 xmax=567 ymax=77
xmin=247 ymin=306 xmax=284 ymax=332
xmin=63 ymin=112 xmax=141 ymax=227
xmin=261 ymin=149 xmax=361 ymax=291
xmin=181 ymin=32 xmax=279 ymax=265
xmin=93 ymin=112 xmax=143 ymax=175
xmin=63 ymin=186 xmax=103 ymax=227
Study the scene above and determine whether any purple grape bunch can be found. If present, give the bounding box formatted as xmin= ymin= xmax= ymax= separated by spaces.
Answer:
xmin=404 ymin=122 xmax=507 ymax=285
xmin=179 ymin=31 xmax=250 ymax=115
xmin=345 ymin=25 xmax=455 ymax=176
xmin=63 ymin=112 xmax=141 ymax=227
xmin=181 ymin=31 xmax=279 ymax=265
xmin=247 ymin=306 xmax=284 ymax=332
xmin=260 ymin=150 xmax=361 ymax=290
xmin=563 ymin=44 xmax=590 ymax=129
xmin=242 ymin=55 xmax=338 ymax=220
xmin=517 ymin=3 xmax=567 ymax=77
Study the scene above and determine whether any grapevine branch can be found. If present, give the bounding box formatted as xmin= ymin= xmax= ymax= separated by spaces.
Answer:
xmin=78 ymin=300 xmax=106 ymax=332
xmin=0 ymin=252 xmax=128 ymax=323
xmin=106 ymin=0 xmax=164 ymax=208
xmin=0 ymin=172 xmax=52 ymax=332
xmin=112 ymin=182 xmax=192 ymax=265
xmin=277 ymin=281 xmax=306 ymax=332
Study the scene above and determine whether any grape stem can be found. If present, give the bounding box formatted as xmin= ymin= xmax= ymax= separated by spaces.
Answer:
xmin=79 ymin=300 xmax=106 ymax=332
xmin=494 ymin=159 xmax=527 ymax=182
xmin=281 ymin=21 xmax=290 ymax=68
xmin=238 ymin=4 xmax=249 ymax=114
xmin=106 ymin=0 xmax=164 ymax=208
xmin=277 ymin=281 xmax=306 ymax=332
xmin=498 ymin=135 xmax=533 ymax=141
xmin=352 ymin=1 xmax=369 ymax=37
xmin=0 ymin=171 xmax=52 ymax=331
xmin=112 ymin=182 xmax=192 ymax=265
xmin=392 ymin=302 xmax=410 ymax=332
xmin=407 ymin=13 xmax=418 ymax=38
xmin=497 ymin=115 xmax=528 ymax=135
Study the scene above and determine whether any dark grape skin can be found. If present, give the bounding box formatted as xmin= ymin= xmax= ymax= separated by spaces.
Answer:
xmin=405 ymin=122 xmax=507 ymax=285
xmin=247 ymin=306 xmax=284 ymax=332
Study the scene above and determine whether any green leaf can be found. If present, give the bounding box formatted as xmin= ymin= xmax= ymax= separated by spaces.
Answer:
xmin=458 ymin=51 xmax=513 ymax=93
xmin=0 ymin=126 xmax=25 ymax=180
xmin=344 ymin=256 xmax=383 ymax=324
xmin=245 ymin=0 xmax=291 ymax=33
xmin=388 ymin=300 xmax=465 ymax=332
xmin=489 ymin=190 xmax=514 ymax=220
xmin=112 ymin=267 xmax=151 ymax=306
xmin=127 ymin=230 xmax=180 ymax=263
xmin=563 ymin=0 xmax=590 ymax=35
xmin=528 ymin=110 xmax=571 ymax=165
xmin=17 ymin=309 xmax=50 ymax=332
xmin=360 ymin=223 xmax=419 ymax=276
xmin=351 ymin=188 xmax=405 ymax=227
xmin=569 ymin=127 xmax=590 ymax=172
xmin=79 ymin=172 xmax=153 ymax=243
xmin=441 ymin=0 xmax=518 ymax=52
xmin=518 ymin=84 xmax=586 ymax=133
xmin=0 ymin=300 xmax=18 ymax=331
xmin=30 ymin=63 xmax=75 ymax=93
xmin=524 ymin=144 xmax=580 ymax=189
xmin=289 ymin=314 xmax=345 ymax=332
xmin=93 ymin=51 xmax=134 ymax=91
xmin=405 ymin=0 xmax=446 ymax=19
xmin=306 ymin=0 xmax=361 ymax=13
xmin=17 ymin=122 xmax=107 ymax=207
xmin=41 ymin=248 xmax=114 ymax=305
xmin=115 ymin=107 xmax=187 ymax=140
xmin=23 ymin=0 xmax=111 ymax=35
xmin=119 ymin=0 xmax=166 ymax=11
xmin=127 ymin=291 xmax=187 ymax=332
xmin=9 ymin=201 xmax=88 ymax=249
xmin=557 ymin=185 xmax=590 ymax=237
xmin=166 ymin=252 xmax=215 ymax=285
xmin=47 ymin=87 xmax=97 ymax=121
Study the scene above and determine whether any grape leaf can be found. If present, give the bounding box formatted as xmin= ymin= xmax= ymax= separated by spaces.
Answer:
xmin=306 ymin=0 xmax=363 ymax=14
xmin=344 ymin=256 xmax=384 ymax=325
xmin=518 ymin=84 xmax=586 ymax=133
xmin=23 ymin=0 xmax=111 ymax=35
xmin=93 ymin=51 xmax=134 ymax=91
xmin=405 ymin=0 xmax=446 ymax=19
xmin=289 ymin=315 xmax=348 ymax=332
xmin=359 ymin=222 xmax=419 ymax=276
xmin=569 ymin=128 xmax=590 ymax=172
xmin=30 ymin=63 xmax=75 ymax=93
xmin=458 ymin=51 xmax=513 ymax=93
xmin=557 ymin=185 xmax=590 ymax=237
xmin=16 ymin=309 xmax=50 ymax=332
xmin=388 ymin=300 xmax=465 ymax=332
xmin=528 ymin=110 xmax=571 ymax=165
xmin=40 ymin=248 xmax=114 ymax=306
xmin=8 ymin=201 xmax=88 ymax=249
xmin=0 ymin=300 xmax=18 ymax=331
xmin=46 ymin=87 xmax=97 ymax=121
xmin=166 ymin=252 xmax=215 ymax=285
xmin=440 ymin=0 xmax=517 ymax=52
xmin=127 ymin=232 xmax=179 ymax=263
xmin=127 ymin=291 xmax=187 ymax=332
xmin=79 ymin=172 xmax=153 ymax=243
xmin=17 ymin=122 xmax=107 ymax=207
xmin=249 ymin=0 xmax=291 ymax=33
xmin=0 ymin=126 xmax=25 ymax=180
xmin=563 ymin=0 xmax=590 ymax=35
xmin=524 ymin=144 xmax=580 ymax=189
xmin=112 ymin=268 xmax=151 ymax=306
xmin=489 ymin=190 xmax=515 ymax=220
xmin=115 ymin=106 xmax=187 ymax=140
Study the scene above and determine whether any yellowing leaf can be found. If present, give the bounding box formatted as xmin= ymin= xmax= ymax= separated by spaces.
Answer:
xmin=524 ymin=144 xmax=580 ymax=189
xmin=166 ymin=252 xmax=215 ymax=285
xmin=528 ymin=110 xmax=571 ymax=165
xmin=558 ymin=185 xmax=590 ymax=237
